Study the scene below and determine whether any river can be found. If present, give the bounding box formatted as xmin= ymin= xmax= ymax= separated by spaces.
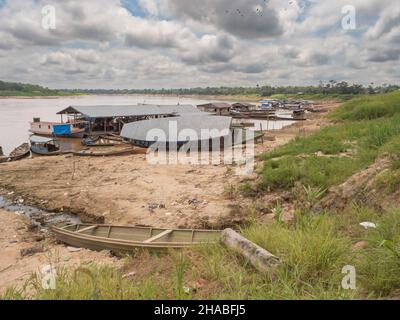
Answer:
xmin=0 ymin=95 xmax=295 ymax=155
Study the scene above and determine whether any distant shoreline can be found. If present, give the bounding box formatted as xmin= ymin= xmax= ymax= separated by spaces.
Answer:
xmin=0 ymin=93 xmax=350 ymax=102
xmin=0 ymin=93 xmax=262 ymax=102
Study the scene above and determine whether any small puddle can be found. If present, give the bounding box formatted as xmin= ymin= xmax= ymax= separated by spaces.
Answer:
xmin=0 ymin=195 xmax=81 ymax=228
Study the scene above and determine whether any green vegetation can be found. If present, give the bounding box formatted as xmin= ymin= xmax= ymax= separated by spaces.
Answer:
xmin=2 ymin=79 xmax=399 ymax=99
xmin=0 ymin=80 xmax=77 ymax=97
xmin=256 ymin=91 xmax=400 ymax=192
xmin=66 ymin=81 xmax=399 ymax=99
xmin=2 ymin=206 xmax=399 ymax=300
xmin=331 ymin=91 xmax=400 ymax=121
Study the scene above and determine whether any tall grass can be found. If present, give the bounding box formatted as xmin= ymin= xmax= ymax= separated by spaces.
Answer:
xmin=330 ymin=91 xmax=400 ymax=121
xmin=255 ymin=94 xmax=400 ymax=192
xmin=3 ymin=207 xmax=400 ymax=300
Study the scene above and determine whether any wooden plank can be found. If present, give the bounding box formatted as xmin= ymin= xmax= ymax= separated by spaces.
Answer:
xmin=143 ymin=229 xmax=173 ymax=243
xmin=76 ymin=225 xmax=98 ymax=234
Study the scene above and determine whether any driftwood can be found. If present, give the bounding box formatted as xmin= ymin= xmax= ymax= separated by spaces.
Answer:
xmin=221 ymin=228 xmax=280 ymax=272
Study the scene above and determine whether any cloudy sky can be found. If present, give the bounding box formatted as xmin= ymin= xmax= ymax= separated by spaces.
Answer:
xmin=0 ymin=0 xmax=399 ymax=89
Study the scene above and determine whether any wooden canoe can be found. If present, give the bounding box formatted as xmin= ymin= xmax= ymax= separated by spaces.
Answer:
xmin=82 ymin=136 xmax=121 ymax=147
xmin=52 ymin=224 xmax=221 ymax=252
xmin=72 ymin=147 xmax=135 ymax=157
xmin=8 ymin=143 xmax=30 ymax=161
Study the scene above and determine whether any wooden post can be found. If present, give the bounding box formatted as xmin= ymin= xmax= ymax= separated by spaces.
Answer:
xmin=221 ymin=228 xmax=280 ymax=273
xmin=260 ymin=123 xmax=264 ymax=144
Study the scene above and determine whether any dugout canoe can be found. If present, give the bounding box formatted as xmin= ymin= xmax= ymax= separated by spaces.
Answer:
xmin=8 ymin=143 xmax=30 ymax=161
xmin=72 ymin=147 xmax=135 ymax=157
xmin=52 ymin=224 xmax=222 ymax=251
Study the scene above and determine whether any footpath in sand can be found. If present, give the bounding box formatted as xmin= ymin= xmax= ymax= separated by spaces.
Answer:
xmin=0 ymin=101 xmax=338 ymax=229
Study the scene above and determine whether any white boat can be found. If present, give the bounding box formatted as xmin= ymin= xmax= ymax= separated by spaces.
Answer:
xmin=30 ymin=118 xmax=86 ymax=138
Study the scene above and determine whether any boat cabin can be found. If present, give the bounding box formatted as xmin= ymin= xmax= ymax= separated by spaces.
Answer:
xmin=56 ymin=105 xmax=201 ymax=135
xmin=30 ymin=118 xmax=86 ymax=138
xmin=197 ymin=103 xmax=232 ymax=116
xmin=30 ymin=135 xmax=60 ymax=155
xmin=231 ymin=102 xmax=257 ymax=112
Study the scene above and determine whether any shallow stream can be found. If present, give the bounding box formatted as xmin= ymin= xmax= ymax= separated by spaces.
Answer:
xmin=0 ymin=195 xmax=81 ymax=228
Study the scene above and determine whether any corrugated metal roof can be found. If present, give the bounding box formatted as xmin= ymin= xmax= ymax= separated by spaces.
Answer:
xmin=57 ymin=104 xmax=200 ymax=118
xmin=30 ymin=135 xmax=55 ymax=143
xmin=121 ymin=115 xmax=232 ymax=142
xmin=197 ymin=103 xmax=232 ymax=109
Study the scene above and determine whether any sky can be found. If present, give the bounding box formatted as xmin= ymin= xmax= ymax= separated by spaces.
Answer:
xmin=0 ymin=0 xmax=399 ymax=89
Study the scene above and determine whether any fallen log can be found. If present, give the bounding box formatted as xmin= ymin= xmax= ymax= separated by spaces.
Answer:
xmin=221 ymin=228 xmax=280 ymax=273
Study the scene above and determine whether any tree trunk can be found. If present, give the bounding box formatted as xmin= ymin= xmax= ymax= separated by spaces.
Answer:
xmin=221 ymin=228 xmax=280 ymax=273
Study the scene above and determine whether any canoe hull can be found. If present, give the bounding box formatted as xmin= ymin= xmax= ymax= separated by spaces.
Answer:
xmin=72 ymin=148 xmax=135 ymax=157
xmin=8 ymin=143 xmax=30 ymax=162
xmin=52 ymin=224 xmax=221 ymax=252
xmin=30 ymin=132 xmax=85 ymax=139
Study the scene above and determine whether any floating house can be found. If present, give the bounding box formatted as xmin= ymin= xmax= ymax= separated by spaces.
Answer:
xmin=56 ymin=104 xmax=201 ymax=135
xmin=197 ymin=103 xmax=232 ymax=116
xmin=121 ymin=115 xmax=234 ymax=149
xmin=259 ymin=99 xmax=281 ymax=109
xmin=231 ymin=102 xmax=257 ymax=112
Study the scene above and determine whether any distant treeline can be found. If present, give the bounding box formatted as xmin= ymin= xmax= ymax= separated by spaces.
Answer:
xmin=66 ymin=81 xmax=399 ymax=97
xmin=1 ymin=80 xmax=399 ymax=97
xmin=0 ymin=80 xmax=71 ymax=96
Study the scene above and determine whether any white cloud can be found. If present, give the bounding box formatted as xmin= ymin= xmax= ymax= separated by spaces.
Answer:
xmin=0 ymin=0 xmax=398 ymax=88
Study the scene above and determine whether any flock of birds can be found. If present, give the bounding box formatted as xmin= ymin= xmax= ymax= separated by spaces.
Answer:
xmin=224 ymin=1 xmax=295 ymax=17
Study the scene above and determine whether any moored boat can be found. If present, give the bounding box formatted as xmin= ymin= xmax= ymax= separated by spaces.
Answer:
xmin=0 ymin=146 xmax=7 ymax=163
xmin=30 ymin=118 xmax=86 ymax=138
xmin=82 ymin=136 xmax=119 ymax=147
xmin=72 ymin=146 xmax=136 ymax=157
xmin=8 ymin=143 xmax=30 ymax=161
xmin=30 ymin=135 xmax=64 ymax=156
xmin=52 ymin=224 xmax=222 ymax=252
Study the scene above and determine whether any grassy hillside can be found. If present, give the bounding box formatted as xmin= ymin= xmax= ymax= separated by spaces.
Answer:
xmin=251 ymin=91 xmax=400 ymax=192
xmin=2 ymin=92 xmax=400 ymax=300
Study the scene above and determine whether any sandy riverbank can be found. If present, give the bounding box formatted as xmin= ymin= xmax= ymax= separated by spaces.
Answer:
xmin=0 ymin=102 xmax=338 ymax=228
xmin=0 ymin=101 xmax=339 ymax=292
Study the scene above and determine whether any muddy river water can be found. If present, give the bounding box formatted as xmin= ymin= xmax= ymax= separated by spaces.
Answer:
xmin=0 ymin=95 xmax=295 ymax=155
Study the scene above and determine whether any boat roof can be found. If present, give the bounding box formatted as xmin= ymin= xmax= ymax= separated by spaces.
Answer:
xmin=121 ymin=115 xmax=232 ymax=142
xmin=57 ymin=104 xmax=200 ymax=118
xmin=30 ymin=135 xmax=55 ymax=143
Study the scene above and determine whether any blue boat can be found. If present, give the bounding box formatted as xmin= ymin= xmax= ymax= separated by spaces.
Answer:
xmin=30 ymin=118 xmax=85 ymax=138
xmin=30 ymin=135 xmax=62 ymax=156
